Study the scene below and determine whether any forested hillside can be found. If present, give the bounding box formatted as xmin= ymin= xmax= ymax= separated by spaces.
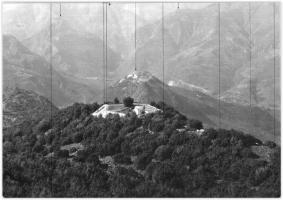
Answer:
xmin=3 ymin=101 xmax=280 ymax=197
xmin=3 ymin=87 xmax=57 ymax=128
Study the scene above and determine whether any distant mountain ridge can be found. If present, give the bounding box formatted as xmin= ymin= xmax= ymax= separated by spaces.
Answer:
xmin=119 ymin=3 xmax=280 ymax=111
xmin=23 ymin=19 xmax=121 ymax=78
xmin=3 ymin=3 xmax=280 ymax=111
xmin=108 ymin=70 xmax=279 ymax=142
xmin=2 ymin=3 xmax=280 ymax=143
xmin=3 ymin=34 xmax=102 ymax=107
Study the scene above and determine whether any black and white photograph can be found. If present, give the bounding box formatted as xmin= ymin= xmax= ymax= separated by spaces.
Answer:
xmin=2 ymin=0 xmax=281 ymax=197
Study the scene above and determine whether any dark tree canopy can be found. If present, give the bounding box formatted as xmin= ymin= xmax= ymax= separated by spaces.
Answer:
xmin=114 ymin=97 xmax=120 ymax=104
xmin=188 ymin=119 xmax=203 ymax=130
xmin=3 ymin=101 xmax=280 ymax=197
xmin=123 ymin=97 xmax=134 ymax=108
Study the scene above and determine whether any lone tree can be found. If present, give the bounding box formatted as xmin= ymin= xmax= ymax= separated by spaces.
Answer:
xmin=188 ymin=119 xmax=203 ymax=130
xmin=123 ymin=97 xmax=134 ymax=108
xmin=114 ymin=97 xmax=120 ymax=104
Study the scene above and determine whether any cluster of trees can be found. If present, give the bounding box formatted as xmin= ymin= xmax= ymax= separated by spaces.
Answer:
xmin=3 ymin=101 xmax=280 ymax=197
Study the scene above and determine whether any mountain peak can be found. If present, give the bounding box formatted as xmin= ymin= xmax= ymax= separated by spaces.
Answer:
xmin=115 ymin=71 xmax=155 ymax=85
xmin=126 ymin=71 xmax=153 ymax=81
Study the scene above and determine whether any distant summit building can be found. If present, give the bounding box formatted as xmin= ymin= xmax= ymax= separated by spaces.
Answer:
xmin=92 ymin=103 xmax=160 ymax=118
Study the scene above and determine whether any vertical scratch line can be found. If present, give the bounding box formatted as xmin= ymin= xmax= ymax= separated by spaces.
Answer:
xmin=49 ymin=2 xmax=53 ymax=195
xmin=106 ymin=2 xmax=108 ymax=103
xmin=249 ymin=2 xmax=252 ymax=136
xmin=135 ymin=2 xmax=137 ymax=71
xmin=273 ymin=2 xmax=276 ymax=142
xmin=162 ymin=2 xmax=165 ymax=112
xmin=102 ymin=3 xmax=105 ymax=103
xmin=218 ymin=3 xmax=221 ymax=129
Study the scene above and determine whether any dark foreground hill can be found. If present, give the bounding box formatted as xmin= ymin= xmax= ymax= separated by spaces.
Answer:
xmin=3 ymin=101 xmax=280 ymax=197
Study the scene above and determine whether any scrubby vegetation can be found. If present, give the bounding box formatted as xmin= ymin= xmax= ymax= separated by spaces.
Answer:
xmin=3 ymin=101 xmax=280 ymax=197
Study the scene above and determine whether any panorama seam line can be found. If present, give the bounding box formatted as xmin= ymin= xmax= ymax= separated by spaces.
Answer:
xmin=49 ymin=2 xmax=53 ymax=195
xmin=273 ymin=2 xmax=276 ymax=142
xmin=135 ymin=2 xmax=137 ymax=72
xmin=218 ymin=3 xmax=221 ymax=130
xmin=102 ymin=2 xmax=106 ymax=103
xmin=249 ymin=2 xmax=253 ymax=138
xmin=162 ymin=2 xmax=165 ymax=113
xmin=105 ymin=3 xmax=108 ymax=103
